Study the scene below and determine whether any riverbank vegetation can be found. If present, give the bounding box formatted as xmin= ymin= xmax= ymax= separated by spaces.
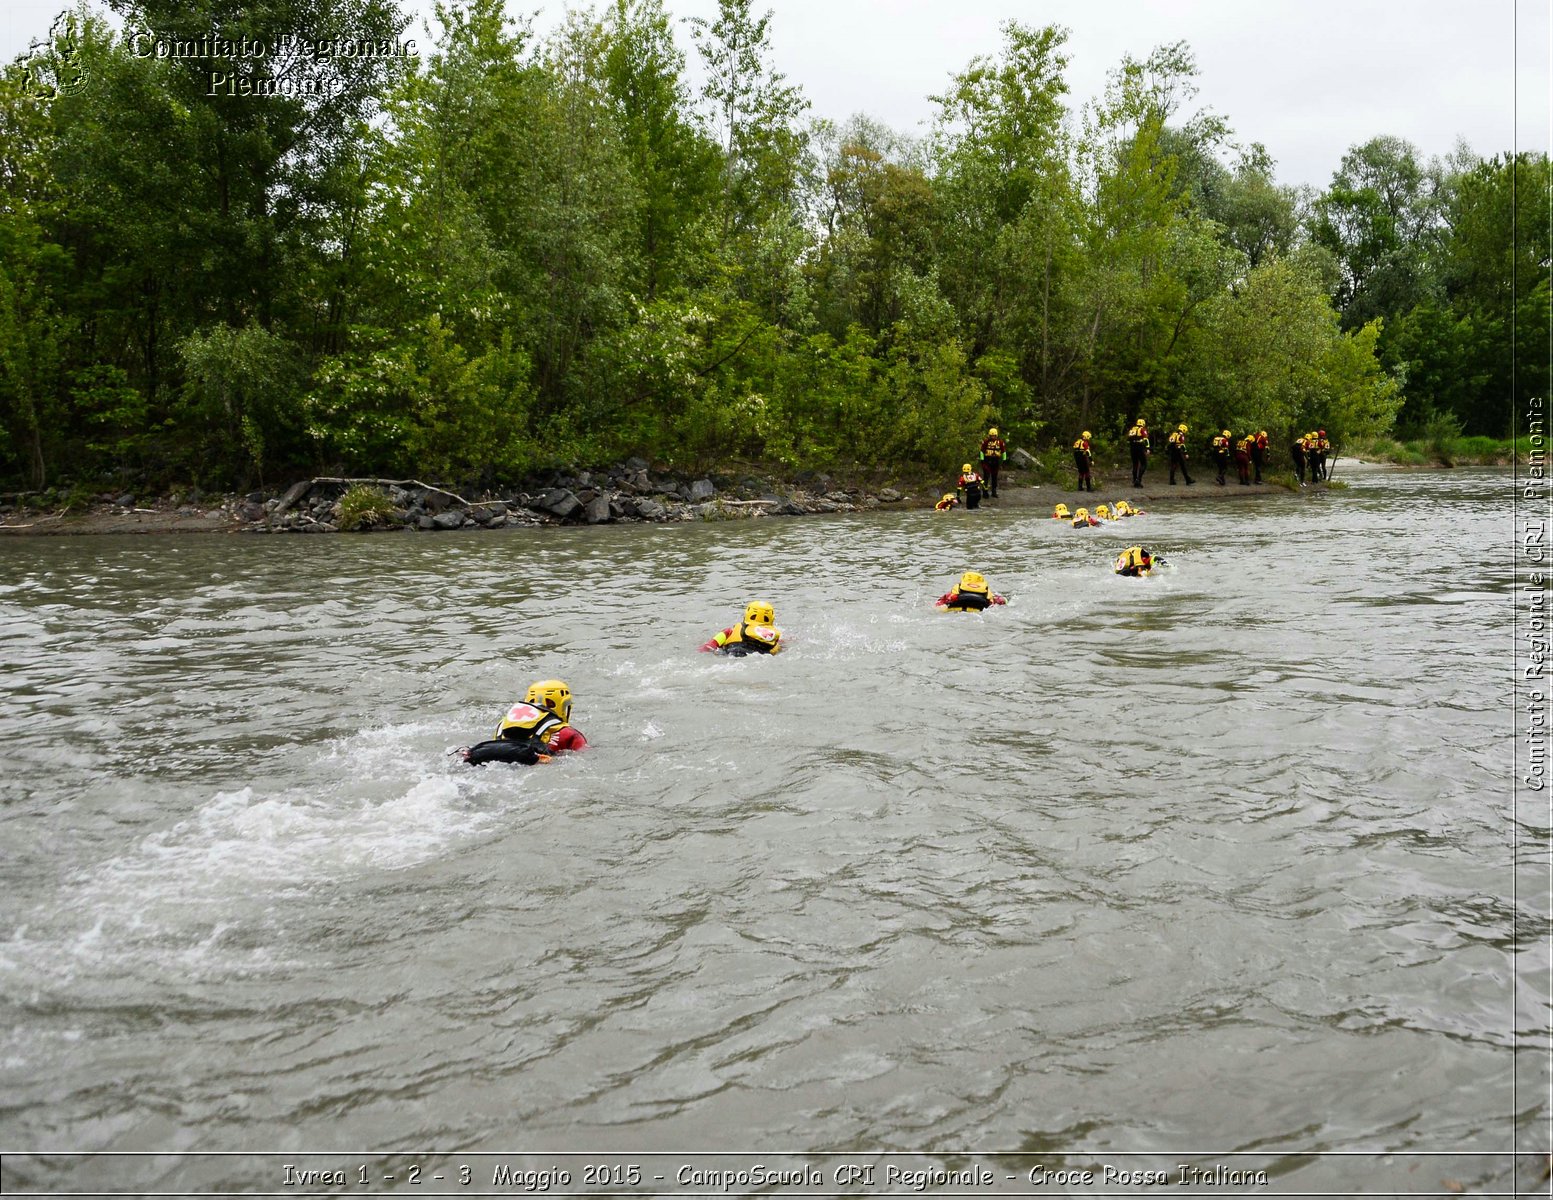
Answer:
xmin=1 ymin=0 xmax=1546 ymax=495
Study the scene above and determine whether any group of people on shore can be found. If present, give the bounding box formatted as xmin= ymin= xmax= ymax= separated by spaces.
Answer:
xmin=1073 ymin=421 xmax=1332 ymax=489
xmin=941 ymin=418 xmax=1331 ymax=504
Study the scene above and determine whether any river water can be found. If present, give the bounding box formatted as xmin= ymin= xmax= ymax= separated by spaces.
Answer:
xmin=0 ymin=467 xmax=1545 ymax=1197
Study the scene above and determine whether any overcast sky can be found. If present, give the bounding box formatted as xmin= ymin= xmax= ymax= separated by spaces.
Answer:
xmin=4 ymin=0 xmax=1548 ymax=189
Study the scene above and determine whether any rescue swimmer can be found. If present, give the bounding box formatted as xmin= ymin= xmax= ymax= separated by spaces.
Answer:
xmin=700 ymin=601 xmax=783 ymax=656
xmin=935 ymin=571 xmax=1008 ymax=611
xmin=460 ymin=679 xmax=588 ymax=765
xmin=1113 ymin=546 xmax=1163 ymax=577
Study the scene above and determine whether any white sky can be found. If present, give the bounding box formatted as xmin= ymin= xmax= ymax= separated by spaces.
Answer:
xmin=4 ymin=0 xmax=1549 ymax=189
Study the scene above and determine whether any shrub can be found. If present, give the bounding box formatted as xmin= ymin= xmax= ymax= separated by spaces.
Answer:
xmin=336 ymin=484 xmax=396 ymax=532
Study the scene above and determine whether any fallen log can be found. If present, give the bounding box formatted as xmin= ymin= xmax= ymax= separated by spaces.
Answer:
xmin=272 ymin=477 xmax=474 ymax=516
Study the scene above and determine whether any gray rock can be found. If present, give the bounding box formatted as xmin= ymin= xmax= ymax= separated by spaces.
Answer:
xmin=1009 ymin=447 xmax=1036 ymax=470
xmin=634 ymin=498 xmax=666 ymax=520
xmin=584 ymin=494 xmax=611 ymax=524
xmin=418 ymin=515 xmax=435 ymax=530
xmin=432 ymin=510 xmax=465 ymax=530
xmin=539 ymin=488 xmax=582 ymax=519
xmin=114 ymin=493 xmax=135 ymax=507
xmin=238 ymin=502 xmax=265 ymax=522
xmin=624 ymin=456 xmax=649 ymax=472
xmin=879 ymin=487 xmax=901 ymax=502
xmin=488 ymin=512 xmax=507 ymax=527
xmin=689 ymin=478 xmax=716 ymax=502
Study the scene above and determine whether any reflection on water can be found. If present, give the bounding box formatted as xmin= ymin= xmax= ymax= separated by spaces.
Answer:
xmin=0 ymin=467 xmax=1541 ymax=1192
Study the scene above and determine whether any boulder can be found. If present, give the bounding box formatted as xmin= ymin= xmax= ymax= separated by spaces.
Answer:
xmin=432 ymin=510 xmax=465 ymax=530
xmin=538 ymin=488 xmax=582 ymax=519
xmin=634 ymin=498 xmax=666 ymax=520
xmin=584 ymin=494 xmax=611 ymax=524
xmin=689 ymin=478 xmax=716 ymax=502
xmin=878 ymin=487 xmax=901 ymax=502
xmin=624 ymin=456 xmax=650 ymax=472
xmin=1009 ymin=447 xmax=1036 ymax=470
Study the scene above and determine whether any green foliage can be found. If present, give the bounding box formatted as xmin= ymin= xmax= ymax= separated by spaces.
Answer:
xmin=336 ymin=484 xmax=397 ymax=531
xmin=11 ymin=1 xmax=1534 ymax=490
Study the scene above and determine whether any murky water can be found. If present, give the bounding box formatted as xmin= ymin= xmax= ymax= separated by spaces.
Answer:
xmin=0 ymin=467 xmax=1545 ymax=1195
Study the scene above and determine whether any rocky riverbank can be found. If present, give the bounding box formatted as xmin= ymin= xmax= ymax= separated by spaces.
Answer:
xmin=0 ymin=452 xmax=1372 ymax=537
xmin=0 ymin=459 xmax=926 ymax=537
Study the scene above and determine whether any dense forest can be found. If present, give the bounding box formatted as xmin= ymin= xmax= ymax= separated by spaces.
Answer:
xmin=1 ymin=0 xmax=1547 ymax=492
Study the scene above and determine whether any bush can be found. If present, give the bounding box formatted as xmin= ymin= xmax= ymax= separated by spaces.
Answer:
xmin=336 ymin=484 xmax=396 ymax=532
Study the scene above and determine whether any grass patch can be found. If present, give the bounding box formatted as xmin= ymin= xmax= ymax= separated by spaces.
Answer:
xmin=336 ymin=484 xmax=397 ymax=531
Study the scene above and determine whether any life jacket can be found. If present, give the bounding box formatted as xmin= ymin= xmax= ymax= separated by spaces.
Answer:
xmin=719 ymin=621 xmax=780 ymax=654
xmin=942 ymin=590 xmax=991 ymax=612
xmin=1212 ymin=435 xmax=1229 ymax=453
xmin=494 ymin=701 xmax=563 ymax=748
xmin=1129 ymin=426 xmax=1149 ymax=448
xmin=981 ymin=437 xmax=1006 ymax=459
xmin=1168 ymin=430 xmax=1186 ymax=449
xmin=1254 ymin=433 xmax=1269 ymax=451
xmin=1115 ymin=546 xmax=1152 ymax=575
xmin=1073 ymin=438 xmax=1091 ymax=454
xmin=958 ymin=472 xmax=982 ymax=489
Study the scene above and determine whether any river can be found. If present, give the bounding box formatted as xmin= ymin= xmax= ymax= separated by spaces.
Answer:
xmin=0 ymin=466 xmax=1545 ymax=1196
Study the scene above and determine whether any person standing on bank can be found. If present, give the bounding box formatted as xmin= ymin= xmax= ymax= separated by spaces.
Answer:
xmin=1234 ymin=434 xmax=1253 ymax=485
xmin=1291 ymin=433 xmax=1307 ymax=484
xmin=1073 ymin=431 xmax=1095 ymax=492
xmin=1128 ymin=419 xmax=1151 ymax=487
xmin=1167 ymin=423 xmax=1194 ymax=485
xmin=1211 ymin=429 xmax=1232 ymax=486
xmin=1252 ymin=429 xmax=1269 ymax=483
xmin=979 ymin=427 xmax=1007 ymax=498
xmin=957 ymin=462 xmax=985 ymax=509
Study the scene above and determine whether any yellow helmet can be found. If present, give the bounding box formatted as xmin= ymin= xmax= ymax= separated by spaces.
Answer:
xmin=744 ymin=600 xmax=775 ymax=627
xmin=1114 ymin=500 xmax=1131 ymax=515
xmin=1222 ymin=429 xmax=1231 ymax=438
xmin=1094 ymin=503 xmax=1111 ymax=518
xmin=1081 ymin=431 xmax=1092 ymax=440
xmin=1259 ymin=429 xmax=1268 ymax=437
xmin=1054 ymin=503 xmax=1071 ymax=517
xmin=1137 ymin=416 xmax=1145 ymax=425
xmin=1178 ymin=423 xmax=1188 ymax=431
xmin=941 ymin=492 xmax=956 ymax=504
xmin=1074 ymin=507 xmax=1089 ymax=519
xmin=989 ymin=427 xmax=999 ymax=436
xmin=962 ymin=463 xmax=973 ymax=474
xmin=524 ymin=678 xmax=573 ymax=723
xmin=958 ymin=571 xmax=989 ymax=594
